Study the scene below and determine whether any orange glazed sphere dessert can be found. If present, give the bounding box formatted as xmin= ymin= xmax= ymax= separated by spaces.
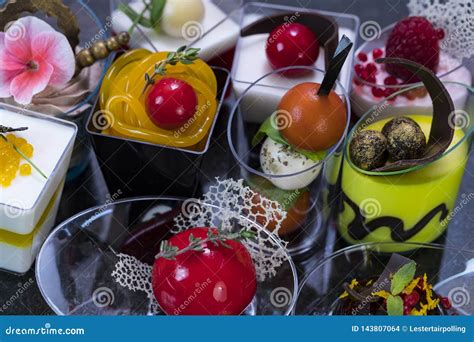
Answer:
xmin=278 ymin=82 xmax=347 ymax=152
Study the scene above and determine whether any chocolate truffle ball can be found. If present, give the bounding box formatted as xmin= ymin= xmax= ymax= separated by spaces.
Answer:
xmin=349 ymin=130 xmax=388 ymax=170
xmin=382 ymin=117 xmax=426 ymax=161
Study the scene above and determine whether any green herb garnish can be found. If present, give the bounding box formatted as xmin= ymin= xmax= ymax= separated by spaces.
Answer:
xmin=252 ymin=115 xmax=327 ymax=162
xmin=391 ymin=261 xmax=417 ymax=295
xmin=386 ymin=261 xmax=417 ymax=316
xmin=387 ymin=294 xmax=403 ymax=316
xmin=142 ymin=45 xmax=200 ymax=94
xmin=156 ymin=229 xmax=255 ymax=260
xmin=118 ymin=0 xmax=166 ymax=34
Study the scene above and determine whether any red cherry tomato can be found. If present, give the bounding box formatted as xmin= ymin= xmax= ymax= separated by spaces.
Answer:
xmin=266 ymin=23 xmax=320 ymax=74
xmin=146 ymin=77 xmax=197 ymax=130
xmin=152 ymin=227 xmax=257 ymax=315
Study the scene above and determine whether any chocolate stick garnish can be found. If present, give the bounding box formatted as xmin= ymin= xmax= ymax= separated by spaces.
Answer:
xmin=372 ymin=58 xmax=455 ymax=172
xmin=318 ymin=35 xmax=353 ymax=96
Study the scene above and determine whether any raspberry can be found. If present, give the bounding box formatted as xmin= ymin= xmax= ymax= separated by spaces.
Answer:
xmin=385 ymin=16 xmax=443 ymax=82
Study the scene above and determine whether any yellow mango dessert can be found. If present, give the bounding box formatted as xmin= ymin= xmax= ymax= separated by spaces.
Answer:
xmin=338 ymin=115 xmax=468 ymax=252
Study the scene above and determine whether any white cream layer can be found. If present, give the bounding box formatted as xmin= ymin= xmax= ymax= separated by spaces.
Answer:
xmin=112 ymin=0 xmax=240 ymax=61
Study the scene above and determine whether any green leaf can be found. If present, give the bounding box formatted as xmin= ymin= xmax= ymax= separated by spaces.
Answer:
xmin=296 ymin=147 xmax=327 ymax=162
xmin=245 ymin=175 xmax=306 ymax=211
xmin=150 ymin=0 xmax=166 ymax=26
xmin=118 ymin=3 xmax=153 ymax=27
xmin=176 ymin=45 xmax=187 ymax=53
xmin=391 ymin=261 xmax=417 ymax=295
xmin=251 ymin=116 xmax=327 ymax=162
xmin=387 ymin=295 xmax=403 ymax=316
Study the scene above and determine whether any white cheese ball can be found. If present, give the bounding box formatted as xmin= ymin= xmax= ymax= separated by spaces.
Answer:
xmin=161 ymin=0 xmax=205 ymax=38
xmin=260 ymin=137 xmax=322 ymax=190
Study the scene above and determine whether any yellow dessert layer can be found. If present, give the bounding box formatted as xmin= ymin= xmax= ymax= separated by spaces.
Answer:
xmin=0 ymin=184 xmax=60 ymax=248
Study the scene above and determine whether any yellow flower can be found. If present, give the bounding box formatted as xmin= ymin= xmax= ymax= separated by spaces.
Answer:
xmin=402 ymin=277 xmax=420 ymax=295
xmin=340 ymin=279 xmax=359 ymax=298
xmin=372 ymin=290 xmax=390 ymax=299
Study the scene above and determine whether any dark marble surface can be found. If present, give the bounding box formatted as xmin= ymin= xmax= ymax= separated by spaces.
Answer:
xmin=0 ymin=0 xmax=473 ymax=315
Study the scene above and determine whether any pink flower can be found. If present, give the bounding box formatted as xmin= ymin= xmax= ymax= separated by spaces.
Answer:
xmin=0 ymin=16 xmax=75 ymax=105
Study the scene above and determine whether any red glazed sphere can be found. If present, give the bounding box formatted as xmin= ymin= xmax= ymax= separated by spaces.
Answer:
xmin=146 ymin=77 xmax=197 ymax=130
xmin=152 ymin=227 xmax=257 ymax=315
xmin=266 ymin=23 xmax=320 ymax=73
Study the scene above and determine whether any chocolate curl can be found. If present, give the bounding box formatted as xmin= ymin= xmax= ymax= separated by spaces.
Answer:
xmin=372 ymin=57 xmax=455 ymax=172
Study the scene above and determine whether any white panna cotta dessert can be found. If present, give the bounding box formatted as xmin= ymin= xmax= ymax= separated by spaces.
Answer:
xmin=232 ymin=9 xmax=358 ymax=123
xmin=0 ymin=106 xmax=76 ymax=273
xmin=350 ymin=11 xmax=473 ymax=117
xmin=351 ymin=48 xmax=472 ymax=117
xmin=260 ymin=137 xmax=321 ymax=190
xmin=111 ymin=0 xmax=240 ymax=61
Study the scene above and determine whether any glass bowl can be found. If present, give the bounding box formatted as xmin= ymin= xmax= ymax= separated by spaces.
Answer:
xmin=294 ymin=242 xmax=474 ymax=315
xmin=35 ymin=197 xmax=298 ymax=315
xmin=227 ymin=66 xmax=351 ymax=258
xmin=337 ymin=82 xmax=473 ymax=252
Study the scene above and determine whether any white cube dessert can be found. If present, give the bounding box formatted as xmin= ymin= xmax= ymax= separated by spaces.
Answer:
xmin=232 ymin=6 xmax=359 ymax=123
xmin=111 ymin=0 xmax=241 ymax=61
xmin=0 ymin=105 xmax=76 ymax=273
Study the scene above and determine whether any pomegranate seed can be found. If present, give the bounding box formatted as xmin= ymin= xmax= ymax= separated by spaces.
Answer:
xmin=383 ymin=88 xmax=394 ymax=97
xmin=372 ymin=48 xmax=383 ymax=59
xmin=384 ymin=76 xmax=398 ymax=86
xmin=371 ymin=87 xmax=384 ymax=98
xmin=357 ymin=52 xmax=368 ymax=62
xmin=365 ymin=62 xmax=378 ymax=76
xmin=418 ymin=277 xmax=424 ymax=287
xmin=441 ymin=297 xmax=452 ymax=310
xmin=353 ymin=77 xmax=362 ymax=86
xmin=366 ymin=74 xmax=376 ymax=83
xmin=404 ymin=305 xmax=412 ymax=315
xmin=354 ymin=64 xmax=365 ymax=77
xmin=436 ymin=28 xmax=445 ymax=40
xmin=404 ymin=291 xmax=420 ymax=307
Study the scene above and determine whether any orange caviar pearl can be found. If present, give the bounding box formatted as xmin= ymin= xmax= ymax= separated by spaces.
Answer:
xmin=19 ymin=164 xmax=32 ymax=176
xmin=0 ymin=133 xmax=34 ymax=187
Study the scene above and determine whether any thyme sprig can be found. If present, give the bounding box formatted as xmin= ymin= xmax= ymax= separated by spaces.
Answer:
xmin=142 ymin=46 xmax=200 ymax=94
xmin=0 ymin=128 xmax=47 ymax=180
xmin=0 ymin=125 xmax=28 ymax=134
xmin=156 ymin=229 xmax=256 ymax=260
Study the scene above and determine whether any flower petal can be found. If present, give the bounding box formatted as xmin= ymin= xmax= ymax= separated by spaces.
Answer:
xmin=31 ymin=31 xmax=74 ymax=86
xmin=0 ymin=69 xmax=19 ymax=97
xmin=0 ymin=48 xmax=26 ymax=71
xmin=10 ymin=62 xmax=54 ymax=105
xmin=3 ymin=17 xmax=56 ymax=61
